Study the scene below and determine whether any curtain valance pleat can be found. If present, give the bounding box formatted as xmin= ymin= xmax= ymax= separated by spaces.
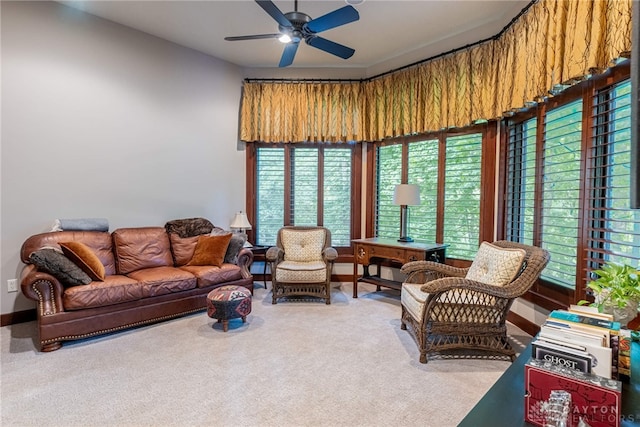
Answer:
xmin=239 ymin=0 xmax=632 ymax=143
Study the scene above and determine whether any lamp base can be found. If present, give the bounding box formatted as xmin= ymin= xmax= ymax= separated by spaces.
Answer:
xmin=397 ymin=237 xmax=414 ymax=243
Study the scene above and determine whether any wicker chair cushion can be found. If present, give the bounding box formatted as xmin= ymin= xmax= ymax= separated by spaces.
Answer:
xmin=275 ymin=260 xmax=327 ymax=283
xmin=281 ymin=229 xmax=325 ymax=262
xmin=465 ymin=242 xmax=526 ymax=286
xmin=401 ymin=283 xmax=428 ymax=321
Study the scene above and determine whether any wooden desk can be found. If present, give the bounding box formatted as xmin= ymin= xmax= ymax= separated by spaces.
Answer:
xmin=458 ymin=341 xmax=640 ymax=426
xmin=352 ymin=238 xmax=448 ymax=298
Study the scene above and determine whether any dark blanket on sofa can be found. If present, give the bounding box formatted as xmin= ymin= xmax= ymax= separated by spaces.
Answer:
xmin=165 ymin=218 xmax=214 ymax=238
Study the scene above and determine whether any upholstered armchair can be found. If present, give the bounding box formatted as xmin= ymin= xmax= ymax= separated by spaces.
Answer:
xmin=266 ymin=226 xmax=338 ymax=305
xmin=400 ymin=241 xmax=550 ymax=364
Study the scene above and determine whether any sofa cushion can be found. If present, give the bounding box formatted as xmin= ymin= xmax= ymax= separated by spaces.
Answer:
xmin=60 ymin=241 xmax=106 ymax=281
xmin=187 ymin=234 xmax=232 ymax=267
xmin=281 ymin=229 xmax=325 ymax=262
xmin=29 ymin=248 xmax=92 ymax=286
xmin=465 ymin=242 xmax=526 ymax=286
xmin=63 ymin=275 xmax=142 ymax=310
xmin=168 ymin=234 xmax=199 ymax=266
xmin=112 ymin=227 xmax=173 ymax=275
xmin=180 ymin=264 xmax=243 ymax=288
xmin=126 ymin=266 xmax=197 ymax=297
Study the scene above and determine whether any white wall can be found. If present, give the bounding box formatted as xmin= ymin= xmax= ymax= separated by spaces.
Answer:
xmin=0 ymin=1 xmax=246 ymax=315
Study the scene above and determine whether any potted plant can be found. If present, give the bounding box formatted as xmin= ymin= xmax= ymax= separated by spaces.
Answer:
xmin=579 ymin=262 xmax=640 ymax=326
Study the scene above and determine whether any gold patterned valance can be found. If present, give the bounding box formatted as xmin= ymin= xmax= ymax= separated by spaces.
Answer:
xmin=239 ymin=0 xmax=632 ymax=143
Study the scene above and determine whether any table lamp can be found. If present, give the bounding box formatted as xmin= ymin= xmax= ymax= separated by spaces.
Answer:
xmin=393 ymin=184 xmax=421 ymax=243
xmin=230 ymin=211 xmax=252 ymax=234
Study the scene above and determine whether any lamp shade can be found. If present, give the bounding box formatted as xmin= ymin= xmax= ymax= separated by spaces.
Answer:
xmin=230 ymin=211 xmax=252 ymax=230
xmin=393 ymin=184 xmax=421 ymax=206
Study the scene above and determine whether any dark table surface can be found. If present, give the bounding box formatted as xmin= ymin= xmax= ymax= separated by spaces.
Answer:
xmin=458 ymin=341 xmax=640 ymax=426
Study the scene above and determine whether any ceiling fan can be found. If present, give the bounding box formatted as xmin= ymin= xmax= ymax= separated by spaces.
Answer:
xmin=224 ymin=0 xmax=360 ymax=67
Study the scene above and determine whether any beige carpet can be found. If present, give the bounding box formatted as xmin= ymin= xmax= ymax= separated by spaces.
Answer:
xmin=1 ymin=282 xmax=531 ymax=427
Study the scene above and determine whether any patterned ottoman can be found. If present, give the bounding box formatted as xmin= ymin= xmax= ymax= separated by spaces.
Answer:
xmin=206 ymin=285 xmax=252 ymax=332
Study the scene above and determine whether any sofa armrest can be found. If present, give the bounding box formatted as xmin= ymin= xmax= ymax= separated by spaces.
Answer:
xmin=20 ymin=264 xmax=65 ymax=316
xmin=236 ymin=248 xmax=254 ymax=279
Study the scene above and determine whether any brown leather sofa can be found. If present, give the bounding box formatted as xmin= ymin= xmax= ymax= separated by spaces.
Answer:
xmin=20 ymin=226 xmax=253 ymax=352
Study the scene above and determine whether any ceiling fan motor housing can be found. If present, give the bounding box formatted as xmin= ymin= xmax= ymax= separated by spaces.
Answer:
xmin=280 ymin=11 xmax=312 ymax=43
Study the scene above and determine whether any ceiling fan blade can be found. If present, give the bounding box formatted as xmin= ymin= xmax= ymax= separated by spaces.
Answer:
xmin=255 ymin=0 xmax=292 ymax=28
xmin=225 ymin=34 xmax=282 ymax=41
xmin=279 ymin=42 xmax=299 ymax=67
xmin=306 ymin=36 xmax=355 ymax=59
xmin=305 ymin=5 xmax=359 ymax=33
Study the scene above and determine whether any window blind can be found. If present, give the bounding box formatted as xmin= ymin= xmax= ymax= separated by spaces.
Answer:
xmin=443 ymin=134 xmax=482 ymax=260
xmin=376 ymin=144 xmax=403 ymax=239
xmin=291 ymin=148 xmax=318 ymax=226
xmin=540 ymin=100 xmax=582 ymax=288
xmin=324 ymin=149 xmax=352 ymax=246
xmin=408 ymin=139 xmax=439 ymax=242
xmin=256 ymin=148 xmax=285 ymax=246
xmin=505 ymin=119 xmax=537 ymax=245
xmin=586 ymin=80 xmax=640 ymax=279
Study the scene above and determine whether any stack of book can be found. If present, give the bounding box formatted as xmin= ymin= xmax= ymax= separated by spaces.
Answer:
xmin=524 ymin=305 xmax=624 ymax=427
xmin=531 ymin=305 xmax=620 ymax=379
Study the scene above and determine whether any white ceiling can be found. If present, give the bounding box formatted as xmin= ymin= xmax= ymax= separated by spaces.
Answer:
xmin=59 ymin=0 xmax=531 ymax=76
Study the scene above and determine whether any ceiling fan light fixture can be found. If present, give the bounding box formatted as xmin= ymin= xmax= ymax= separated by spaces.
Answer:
xmin=278 ymin=33 xmax=292 ymax=43
xmin=345 ymin=0 xmax=365 ymax=5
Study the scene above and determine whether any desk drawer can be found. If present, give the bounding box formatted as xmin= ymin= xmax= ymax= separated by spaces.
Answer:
xmin=368 ymin=245 xmax=407 ymax=263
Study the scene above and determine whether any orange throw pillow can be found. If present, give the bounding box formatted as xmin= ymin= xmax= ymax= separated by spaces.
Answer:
xmin=59 ymin=241 xmax=105 ymax=281
xmin=187 ymin=234 xmax=232 ymax=267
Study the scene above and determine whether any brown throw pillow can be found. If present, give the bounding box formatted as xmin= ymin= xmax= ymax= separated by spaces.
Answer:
xmin=60 ymin=241 xmax=106 ymax=281
xmin=187 ymin=234 xmax=232 ymax=267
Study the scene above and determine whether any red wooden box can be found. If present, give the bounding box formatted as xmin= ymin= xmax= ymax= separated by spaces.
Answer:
xmin=525 ymin=359 xmax=622 ymax=427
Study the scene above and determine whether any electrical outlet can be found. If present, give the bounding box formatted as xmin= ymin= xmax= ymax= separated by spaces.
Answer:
xmin=7 ymin=279 xmax=18 ymax=293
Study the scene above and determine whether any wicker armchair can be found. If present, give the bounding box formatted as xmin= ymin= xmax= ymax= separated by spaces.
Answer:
xmin=400 ymin=241 xmax=550 ymax=364
xmin=266 ymin=226 xmax=337 ymax=305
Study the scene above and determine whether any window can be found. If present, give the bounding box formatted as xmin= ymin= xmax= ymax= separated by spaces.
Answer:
xmin=586 ymin=80 xmax=640 ymax=277
xmin=256 ymin=148 xmax=285 ymax=246
xmin=375 ymin=144 xmax=402 ymax=240
xmin=253 ymin=144 xmax=358 ymax=249
xmin=540 ymin=100 xmax=583 ymax=288
xmin=443 ymin=134 xmax=482 ymax=260
xmin=291 ymin=149 xmax=319 ymax=225
xmin=324 ymin=149 xmax=353 ymax=246
xmin=408 ymin=139 xmax=439 ymax=242
xmin=505 ymin=118 xmax=537 ymax=245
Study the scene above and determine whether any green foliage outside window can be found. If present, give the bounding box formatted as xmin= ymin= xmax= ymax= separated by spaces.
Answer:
xmin=376 ymin=145 xmax=402 ymax=239
xmin=443 ymin=134 xmax=482 ymax=260
xmin=408 ymin=139 xmax=438 ymax=242
xmin=540 ymin=100 xmax=582 ymax=288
